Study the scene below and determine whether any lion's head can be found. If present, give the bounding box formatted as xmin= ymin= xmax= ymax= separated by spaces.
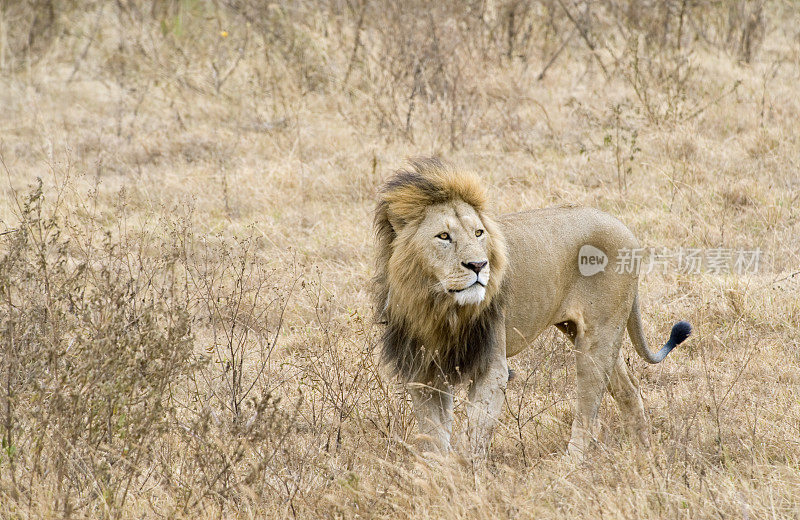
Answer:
xmin=374 ymin=158 xmax=508 ymax=383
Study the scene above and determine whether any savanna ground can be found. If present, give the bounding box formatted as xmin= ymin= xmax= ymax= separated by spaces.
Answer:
xmin=1 ymin=1 xmax=799 ymax=518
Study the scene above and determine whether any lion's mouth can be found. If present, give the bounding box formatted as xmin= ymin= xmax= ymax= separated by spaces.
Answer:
xmin=449 ymin=280 xmax=486 ymax=293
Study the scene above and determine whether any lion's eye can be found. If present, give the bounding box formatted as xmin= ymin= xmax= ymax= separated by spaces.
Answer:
xmin=436 ymin=232 xmax=451 ymax=241
xmin=475 ymin=229 xmax=484 ymax=237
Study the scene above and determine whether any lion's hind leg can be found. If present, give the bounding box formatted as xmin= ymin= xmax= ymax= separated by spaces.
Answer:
xmin=608 ymin=356 xmax=650 ymax=447
xmin=566 ymin=322 xmax=626 ymax=458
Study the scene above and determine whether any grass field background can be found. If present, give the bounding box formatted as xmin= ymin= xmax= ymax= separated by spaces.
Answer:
xmin=1 ymin=1 xmax=799 ymax=517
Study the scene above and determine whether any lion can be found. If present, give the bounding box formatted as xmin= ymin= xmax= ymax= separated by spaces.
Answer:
xmin=374 ymin=158 xmax=692 ymax=457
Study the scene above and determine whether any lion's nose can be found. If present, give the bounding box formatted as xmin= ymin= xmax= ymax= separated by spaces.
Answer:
xmin=462 ymin=260 xmax=488 ymax=274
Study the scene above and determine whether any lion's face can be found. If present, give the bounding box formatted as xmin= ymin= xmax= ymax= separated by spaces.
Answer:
xmin=404 ymin=200 xmax=492 ymax=306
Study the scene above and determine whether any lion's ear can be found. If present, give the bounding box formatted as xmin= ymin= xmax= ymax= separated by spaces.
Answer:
xmin=375 ymin=201 xmax=404 ymax=243
xmin=386 ymin=208 xmax=406 ymax=234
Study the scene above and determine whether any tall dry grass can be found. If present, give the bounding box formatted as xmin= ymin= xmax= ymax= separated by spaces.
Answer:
xmin=1 ymin=0 xmax=799 ymax=518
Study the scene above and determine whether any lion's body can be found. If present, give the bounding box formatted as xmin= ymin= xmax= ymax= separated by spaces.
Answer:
xmin=375 ymin=159 xmax=691 ymax=457
xmin=500 ymin=207 xmax=638 ymax=357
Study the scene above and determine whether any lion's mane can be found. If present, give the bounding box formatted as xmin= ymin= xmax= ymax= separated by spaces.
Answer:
xmin=374 ymin=158 xmax=508 ymax=383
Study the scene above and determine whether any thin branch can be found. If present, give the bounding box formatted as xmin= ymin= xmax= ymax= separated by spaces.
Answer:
xmin=68 ymin=4 xmax=105 ymax=83
xmin=537 ymin=26 xmax=578 ymax=81
xmin=555 ymin=0 xmax=610 ymax=80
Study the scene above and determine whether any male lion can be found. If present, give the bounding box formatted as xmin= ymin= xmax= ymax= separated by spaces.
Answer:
xmin=374 ymin=158 xmax=691 ymax=457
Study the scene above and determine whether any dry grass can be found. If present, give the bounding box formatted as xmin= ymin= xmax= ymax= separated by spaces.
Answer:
xmin=1 ymin=1 xmax=799 ymax=518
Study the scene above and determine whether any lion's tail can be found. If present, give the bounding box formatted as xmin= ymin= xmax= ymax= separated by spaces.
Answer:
xmin=627 ymin=292 xmax=692 ymax=364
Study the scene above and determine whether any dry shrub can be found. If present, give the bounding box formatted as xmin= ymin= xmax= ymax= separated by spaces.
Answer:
xmin=0 ymin=176 xmax=406 ymax=517
xmin=181 ymin=229 xmax=296 ymax=423
xmin=0 ymin=0 xmax=82 ymax=70
xmin=0 ymin=178 xmax=332 ymax=517
xmin=601 ymin=0 xmax=766 ymax=63
xmin=0 ymin=180 xmax=195 ymax=515
xmin=337 ymin=1 xmax=572 ymax=147
xmin=348 ymin=2 xmax=486 ymax=147
xmin=158 ymin=392 xmax=306 ymax=517
xmin=224 ymin=1 xmax=332 ymax=94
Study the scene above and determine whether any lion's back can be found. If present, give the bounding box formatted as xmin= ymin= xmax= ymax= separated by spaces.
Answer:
xmin=499 ymin=206 xmax=639 ymax=265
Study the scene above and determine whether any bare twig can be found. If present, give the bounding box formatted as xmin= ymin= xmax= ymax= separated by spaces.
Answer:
xmin=343 ymin=1 xmax=366 ymax=87
xmin=555 ymin=0 xmax=610 ymax=80
xmin=68 ymin=4 xmax=105 ymax=83
xmin=537 ymin=26 xmax=578 ymax=81
xmin=680 ymin=80 xmax=742 ymax=123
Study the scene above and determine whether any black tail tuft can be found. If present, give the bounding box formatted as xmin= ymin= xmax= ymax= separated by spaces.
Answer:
xmin=668 ymin=321 xmax=692 ymax=347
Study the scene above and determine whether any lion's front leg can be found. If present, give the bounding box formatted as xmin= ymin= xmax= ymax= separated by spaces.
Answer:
xmin=466 ymin=325 xmax=508 ymax=458
xmin=409 ymin=379 xmax=454 ymax=454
